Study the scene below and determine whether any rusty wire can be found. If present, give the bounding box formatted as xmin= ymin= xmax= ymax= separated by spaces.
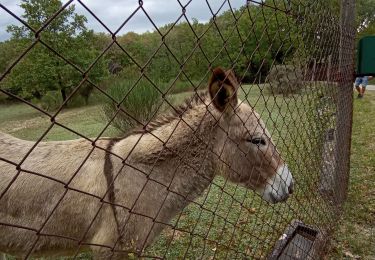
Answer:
xmin=0 ymin=0 xmax=356 ymax=259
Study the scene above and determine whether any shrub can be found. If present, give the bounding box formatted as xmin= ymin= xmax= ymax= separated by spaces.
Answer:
xmin=77 ymin=84 xmax=94 ymax=105
xmin=40 ymin=91 xmax=63 ymax=111
xmin=266 ymin=65 xmax=303 ymax=96
xmin=103 ymin=78 xmax=163 ymax=132
xmin=0 ymin=92 xmax=8 ymax=103
xmin=164 ymin=79 xmax=206 ymax=94
xmin=165 ymin=80 xmax=193 ymax=94
xmin=38 ymin=90 xmax=90 ymax=111
xmin=68 ymin=94 xmax=87 ymax=108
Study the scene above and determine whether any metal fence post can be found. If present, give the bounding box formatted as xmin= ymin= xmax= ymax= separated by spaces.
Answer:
xmin=335 ymin=0 xmax=356 ymax=205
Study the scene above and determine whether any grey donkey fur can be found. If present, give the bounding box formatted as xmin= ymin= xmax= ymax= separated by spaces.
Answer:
xmin=0 ymin=68 xmax=293 ymax=259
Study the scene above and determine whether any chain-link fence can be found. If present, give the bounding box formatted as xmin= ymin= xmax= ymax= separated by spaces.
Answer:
xmin=0 ymin=0 xmax=356 ymax=259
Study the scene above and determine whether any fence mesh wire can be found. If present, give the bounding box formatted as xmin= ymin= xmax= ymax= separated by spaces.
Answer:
xmin=0 ymin=0 xmax=356 ymax=259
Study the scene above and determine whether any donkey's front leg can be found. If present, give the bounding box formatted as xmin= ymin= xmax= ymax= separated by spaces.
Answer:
xmin=0 ymin=253 xmax=6 ymax=260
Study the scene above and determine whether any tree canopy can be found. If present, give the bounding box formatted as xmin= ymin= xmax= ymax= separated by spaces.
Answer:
xmin=2 ymin=0 xmax=107 ymax=103
xmin=0 ymin=0 xmax=373 ymax=103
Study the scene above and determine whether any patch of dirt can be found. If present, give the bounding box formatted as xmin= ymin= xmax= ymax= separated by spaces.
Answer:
xmin=0 ymin=115 xmax=48 ymax=133
xmin=353 ymin=223 xmax=375 ymax=240
xmin=0 ymin=105 xmax=101 ymax=134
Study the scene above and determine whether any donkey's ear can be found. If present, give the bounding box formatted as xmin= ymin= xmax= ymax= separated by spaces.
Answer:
xmin=208 ymin=67 xmax=238 ymax=112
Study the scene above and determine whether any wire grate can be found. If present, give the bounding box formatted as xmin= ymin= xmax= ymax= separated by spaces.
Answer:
xmin=0 ymin=0 xmax=355 ymax=259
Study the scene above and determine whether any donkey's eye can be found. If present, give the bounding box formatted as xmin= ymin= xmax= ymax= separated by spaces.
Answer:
xmin=248 ymin=137 xmax=266 ymax=146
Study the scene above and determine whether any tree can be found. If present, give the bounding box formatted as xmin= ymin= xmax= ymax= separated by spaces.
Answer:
xmin=4 ymin=0 xmax=107 ymax=104
xmin=356 ymin=0 xmax=375 ymax=33
xmin=356 ymin=0 xmax=375 ymax=41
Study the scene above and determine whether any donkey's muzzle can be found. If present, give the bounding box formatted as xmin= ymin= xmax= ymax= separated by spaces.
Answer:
xmin=261 ymin=164 xmax=294 ymax=204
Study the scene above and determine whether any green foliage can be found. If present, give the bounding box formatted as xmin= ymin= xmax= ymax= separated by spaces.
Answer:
xmin=356 ymin=0 xmax=375 ymax=33
xmin=266 ymin=65 xmax=303 ymax=96
xmin=2 ymin=0 xmax=374 ymax=108
xmin=94 ymin=1 xmax=303 ymax=84
xmin=39 ymin=90 xmax=62 ymax=111
xmin=0 ymin=92 xmax=8 ymax=103
xmin=102 ymin=77 xmax=163 ymax=132
xmin=165 ymin=79 xmax=206 ymax=94
xmin=0 ymin=39 xmax=26 ymax=74
xmin=2 ymin=0 xmax=108 ymax=103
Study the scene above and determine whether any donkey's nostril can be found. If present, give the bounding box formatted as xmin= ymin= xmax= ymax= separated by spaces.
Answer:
xmin=288 ymin=182 xmax=294 ymax=194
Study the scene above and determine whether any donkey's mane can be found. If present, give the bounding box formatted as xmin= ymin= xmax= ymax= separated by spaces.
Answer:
xmin=120 ymin=90 xmax=210 ymax=139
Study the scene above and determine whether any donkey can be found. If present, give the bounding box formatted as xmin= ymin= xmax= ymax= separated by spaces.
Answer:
xmin=0 ymin=68 xmax=294 ymax=259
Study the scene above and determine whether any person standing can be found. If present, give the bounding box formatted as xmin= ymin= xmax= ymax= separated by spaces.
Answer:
xmin=355 ymin=76 xmax=373 ymax=98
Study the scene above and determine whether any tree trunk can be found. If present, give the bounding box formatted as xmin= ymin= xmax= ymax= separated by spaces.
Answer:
xmin=84 ymin=95 xmax=89 ymax=106
xmin=58 ymin=72 xmax=67 ymax=107
xmin=60 ymin=88 xmax=67 ymax=104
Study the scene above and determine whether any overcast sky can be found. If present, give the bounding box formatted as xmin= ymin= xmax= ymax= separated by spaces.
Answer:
xmin=0 ymin=0 xmax=248 ymax=41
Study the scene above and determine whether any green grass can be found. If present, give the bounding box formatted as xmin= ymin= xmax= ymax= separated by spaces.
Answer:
xmin=0 ymin=103 xmax=120 ymax=141
xmin=0 ymin=83 xmax=353 ymax=259
xmin=328 ymin=90 xmax=375 ymax=259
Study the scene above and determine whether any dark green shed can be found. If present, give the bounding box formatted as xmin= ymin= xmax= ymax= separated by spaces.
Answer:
xmin=357 ymin=36 xmax=375 ymax=76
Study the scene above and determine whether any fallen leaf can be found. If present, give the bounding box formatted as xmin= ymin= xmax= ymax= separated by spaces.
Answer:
xmin=343 ymin=251 xmax=361 ymax=259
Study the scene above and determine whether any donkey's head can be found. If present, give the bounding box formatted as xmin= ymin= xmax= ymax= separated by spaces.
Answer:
xmin=209 ymin=68 xmax=294 ymax=203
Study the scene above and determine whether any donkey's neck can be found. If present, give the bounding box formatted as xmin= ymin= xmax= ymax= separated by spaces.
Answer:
xmin=109 ymin=93 xmax=235 ymax=250
xmin=113 ymin=97 xmax=220 ymax=223
xmin=128 ymin=102 xmax=218 ymax=191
